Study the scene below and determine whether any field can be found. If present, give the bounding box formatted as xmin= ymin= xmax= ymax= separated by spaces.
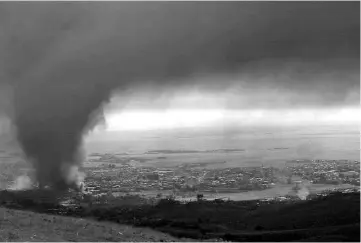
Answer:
xmin=0 ymin=207 xmax=183 ymax=242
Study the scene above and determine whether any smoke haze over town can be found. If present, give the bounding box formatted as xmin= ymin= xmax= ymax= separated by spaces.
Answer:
xmin=0 ymin=1 xmax=359 ymax=192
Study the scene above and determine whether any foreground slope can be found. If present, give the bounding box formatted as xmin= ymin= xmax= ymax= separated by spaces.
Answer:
xmin=0 ymin=207 xmax=181 ymax=242
xmin=0 ymin=190 xmax=359 ymax=241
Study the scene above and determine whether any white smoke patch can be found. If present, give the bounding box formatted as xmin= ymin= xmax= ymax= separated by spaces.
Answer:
xmin=9 ymin=175 xmax=33 ymax=190
xmin=297 ymin=186 xmax=310 ymax=200
xmin=62 ymin=164 xmax=86 ymax=192
xmin=296 ymin=142 xmax=324 ymax=160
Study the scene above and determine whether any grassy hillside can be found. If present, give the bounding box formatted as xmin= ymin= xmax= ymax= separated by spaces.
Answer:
xmin=0 ymin=190 xmax=359 ymax=241
xmin=118 ymin=192 xmax=360 ymax=241
xmin=0 ymin=207 xmax=183 ymax=242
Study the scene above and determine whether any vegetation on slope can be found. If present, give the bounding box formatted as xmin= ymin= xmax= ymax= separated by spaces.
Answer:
xmin=0 ymin=190 xmax=359 ymax=241
xmin=0 ymin=207 xmax=183 ymax=242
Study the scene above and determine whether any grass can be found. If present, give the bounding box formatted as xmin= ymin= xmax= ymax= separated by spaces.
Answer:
xmin=0 ymin=190 xmax=359 ymax=242
xmin=0 ymin=207 xmax=183 ymax=242
xmin=85 ymin=192 xmax=360 ymax=241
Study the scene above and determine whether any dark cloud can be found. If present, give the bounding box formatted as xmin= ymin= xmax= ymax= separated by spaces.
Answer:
xmin=0 ymin=2 xmax=359 ymax=189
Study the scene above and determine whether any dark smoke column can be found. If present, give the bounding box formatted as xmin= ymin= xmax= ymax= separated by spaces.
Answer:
xmin=13 ymin=77 xmax=107 ymax=190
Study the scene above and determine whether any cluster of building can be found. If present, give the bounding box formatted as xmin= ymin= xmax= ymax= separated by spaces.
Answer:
xmin=285 ymin=159 xmax=360 ymax=186
xmin=192 ymin=166 xmax=279 ymax=192
xmin=82 ymin=155 xmax=361 ymax=198
xmin=83 ymin=153 xmax=286 ymax=196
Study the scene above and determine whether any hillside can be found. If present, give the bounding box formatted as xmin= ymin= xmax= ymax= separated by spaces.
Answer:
xmin=0 ymin=207 xmax=183 ymax=242
xmin=0 ymin=190 xmax=359 ymax=241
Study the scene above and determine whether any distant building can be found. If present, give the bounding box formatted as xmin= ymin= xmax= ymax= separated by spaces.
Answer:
xmin=145 ymin=173 xmax=159 ymax=180
xmin=293 ymin=181 xmax=303 ymax=190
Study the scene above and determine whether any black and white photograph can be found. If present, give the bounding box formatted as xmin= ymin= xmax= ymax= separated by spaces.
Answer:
xmin=0 ymin=1 xmax=360 ymax=242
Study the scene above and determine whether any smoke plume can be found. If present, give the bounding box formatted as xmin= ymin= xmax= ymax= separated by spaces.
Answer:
xmin=9 ymin=175 xmax=33 ymax=191
xmin=297 ymin=186 xmax=310 ymax=200
xmin=0 ymin=2 xmax=359 ymax=190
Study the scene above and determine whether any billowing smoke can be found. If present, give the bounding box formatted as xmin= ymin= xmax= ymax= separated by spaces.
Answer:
xmin=297 ymin=186 xmax=310 ymax=200
xmin=9 ymin=175 xmax=33 ymax=191
xmin=296 ymin=142 xmax=324 ymax=160
xmin=63 ymin=165 xmax=86 ymax=192
xmin=0 ymin=2 xmax=359 ymax=190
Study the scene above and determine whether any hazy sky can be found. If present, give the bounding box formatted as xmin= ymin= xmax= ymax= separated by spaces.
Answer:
xmin=88 ymin=2 xmax=359 ymax=130
xmin=0 ymin=2 xmax=359 ymax=188
xmin=0 ymin=1 xmax=360 ymax=133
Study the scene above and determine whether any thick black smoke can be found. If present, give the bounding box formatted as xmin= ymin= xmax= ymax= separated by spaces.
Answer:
xmin=0 ymin=2 xmax=359 ymax=190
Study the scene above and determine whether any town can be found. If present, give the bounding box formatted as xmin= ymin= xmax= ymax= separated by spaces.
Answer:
xmin=286 ymin=159 xmax=360 ymax=186
xmin=82 ymin=153 xmax=360 ymax=200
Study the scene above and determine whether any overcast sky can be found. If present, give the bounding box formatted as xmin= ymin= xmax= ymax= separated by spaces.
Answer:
xmin=1 ymin=2 xmax=359 ymax=189
xmin=0 ymin=2 xmax=360 ymax=132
